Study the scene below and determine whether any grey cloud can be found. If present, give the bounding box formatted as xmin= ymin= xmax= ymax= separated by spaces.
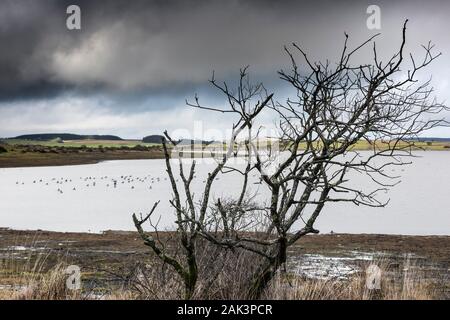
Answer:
xmin=3 ymin=0 xmax=449 ymax=101
xmin=0 ymin=0 xmax=449 ymax=139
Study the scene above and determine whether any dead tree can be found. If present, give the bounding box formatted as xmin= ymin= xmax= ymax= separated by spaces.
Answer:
xmin=134 ymin=20 xmax=447 ymax=299
xmin=181 ymin=20 xmax=448 ymax=298
xmin=133 ymin=68 xmax=273 ymax=299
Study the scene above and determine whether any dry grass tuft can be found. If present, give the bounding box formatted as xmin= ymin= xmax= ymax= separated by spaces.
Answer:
xmin=0 ymin=244 xmax=84 ymax=300
xmin=13 ymin=263 xmax=84 ymax=300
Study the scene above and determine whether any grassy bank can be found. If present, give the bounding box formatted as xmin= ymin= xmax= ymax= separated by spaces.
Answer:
xmin=0 ymin=143 xmax=165 ymax=168
xmin=0 ymin=258 xmax=441 ymax=300
xmin=3 ymin=139 xmax=159 ymax=148
xmin=1 ymin=138 xmax=449 ymax=168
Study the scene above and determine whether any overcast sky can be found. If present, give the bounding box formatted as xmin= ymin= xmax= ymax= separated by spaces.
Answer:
xmin=0 ymin=0 xmax=449 ymax=139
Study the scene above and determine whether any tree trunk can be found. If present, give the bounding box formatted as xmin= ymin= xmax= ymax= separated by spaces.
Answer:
xmin=246 ymin=239 xmax=287 ymax=299
xmin=183 ymin=245 xmax=198 ymax=299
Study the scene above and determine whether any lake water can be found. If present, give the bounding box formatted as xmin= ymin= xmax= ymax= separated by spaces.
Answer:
xmin=0 ymin=151 xmax=449 ymax=235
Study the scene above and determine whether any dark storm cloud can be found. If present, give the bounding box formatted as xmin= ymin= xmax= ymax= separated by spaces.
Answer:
xmin=0 ymin=0 xmax=381 ymax=100
xmin=0 ymin=0 xmax=449 ymax=104
xmin=0 ymin=0 xmax=84 ymax=100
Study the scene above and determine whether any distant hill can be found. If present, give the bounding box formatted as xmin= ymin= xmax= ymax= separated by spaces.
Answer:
xmin=142 ymin=135 xmax=165 ymax=143
xmin=12 ymin=133 xmax=123 ymax=141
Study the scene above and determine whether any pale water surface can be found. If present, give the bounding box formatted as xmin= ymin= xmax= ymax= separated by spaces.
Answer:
xmin=0 ymin=151 xmax=449 ymax=235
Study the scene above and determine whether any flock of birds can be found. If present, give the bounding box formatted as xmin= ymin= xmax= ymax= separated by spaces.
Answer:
xmin=14 ymin=174 xmax=173 ymax=194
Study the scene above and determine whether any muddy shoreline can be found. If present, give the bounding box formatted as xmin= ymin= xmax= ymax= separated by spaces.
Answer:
xmin=1 ymin=229 xmax=449 ymax=297
xmin=1 ymin=228 xmax=448 ymax=265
